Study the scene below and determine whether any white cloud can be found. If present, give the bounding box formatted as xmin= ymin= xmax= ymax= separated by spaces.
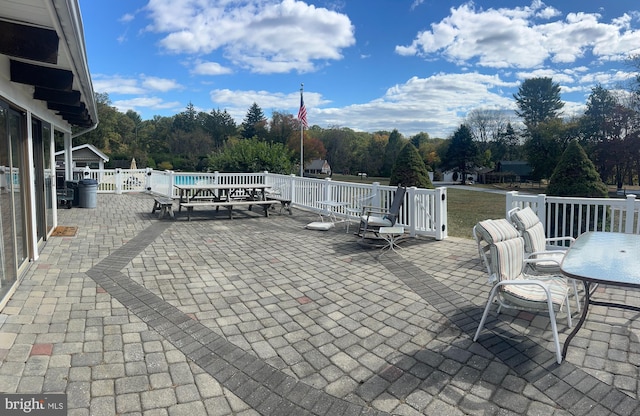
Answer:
xmin=119 ymin=13 xmax=135 ymax=23
xmin=141 ymin=76 xmax=182 ymax=92
xmin=96 ymin=1 xmax=640 ymax=138
xmin=143 ymin=0 xmax=355 ymax=74
xmin=410 ymin=0 xmax=424 ymax=11
xmin=396 ymin=1 xmax=640 ymax=69
xmin=211 ymin=88 xmax=326 ymax=109
xmin=211 ymin=89 xmax=295 ymax=109
xmin=208 ymin=88 xmax=327 ymax=121
xmin=577 ymin=69 xmax=636 ymax=87
xmin=207 ymin=73 xmax=522 ymax=138
xmin=210 ymin=73 xmax=517 ymax=137
xmin=92 ymin=74 xmax=182 ymax=95
xmin=92 ymin=75 xmax=146 ymax=95
xmin=515 ymin=68 xmax=575 ymax=84
xmin=318 ymin=73 xmax=519 ymax=137
xmin=396 ymin=2 xmax=551 ymax=68
xmin=191 ymin=61 xmax=233 ymax=76
xmin=113 ymin=97 xmax=182 ymax=114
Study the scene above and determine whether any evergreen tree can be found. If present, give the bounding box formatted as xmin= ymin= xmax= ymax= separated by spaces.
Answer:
xmin=173 ymin=102 xmax=198 ymax=132
xmin=203 ymin=108 xmax=237 ymax=148
xmin=493 ymin=122 xmax=520 ymax=161
xmin=514 ymin=77 xmax=564 ymax=129
xmin=547 ymin=140 xmax=608 ymax=197
xmin=241 ymin=103 xmax=267 ymax=139
xmin=523 ymin=120 xmax=564 ymax=180
xmin=581 ymin=85 xmax=618 ymax=145
xmin=444 ymin=124 xmax=478 ymax=183
xmin=389 ymin=143 xmax=433 ymax=188
xmin=579 ymin=85 xmax=630 ymax=187
xmin=381 ymin=129 xmax=404 ymax=177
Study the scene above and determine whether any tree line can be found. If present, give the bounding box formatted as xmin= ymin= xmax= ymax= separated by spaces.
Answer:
xmin=70 ymin=55 xmax=640 ymax=188
xmin=435 ymin=55 xmax=640 ymax=188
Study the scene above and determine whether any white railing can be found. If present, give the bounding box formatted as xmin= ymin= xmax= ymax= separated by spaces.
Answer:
xmin=506 ymin=191 xmax=640 ymax=238
xmin=76 ymin=168 xmax=150 ymax=194
xmin=72 ymin=168 xmax=448 ymax=240
xmin=262 ymin=174 xmax=446 ymax=239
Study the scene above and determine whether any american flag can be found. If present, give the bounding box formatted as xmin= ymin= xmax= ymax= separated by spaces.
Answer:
xmin=298 ymin=94 xmax=308 ymax=129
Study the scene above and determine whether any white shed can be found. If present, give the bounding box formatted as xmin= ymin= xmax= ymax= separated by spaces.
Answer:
xmin=55 ymin=144 xmax=109 ymax=170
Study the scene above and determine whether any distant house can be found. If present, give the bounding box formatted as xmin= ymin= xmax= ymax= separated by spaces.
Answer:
xmin=495 ymin=161 xmax=532 ymax=182
xmin=54 ymin=144 xmax=109 ymax=186
xmin=305 ymin=159 xmax=332 ymax=176
xmin=474 ymin=166 xmax=494 ymax=184
xmin=441 ymin=170 xmax=479 ymax=184
xmin=55 ymin=144 xmax=109 ymax=170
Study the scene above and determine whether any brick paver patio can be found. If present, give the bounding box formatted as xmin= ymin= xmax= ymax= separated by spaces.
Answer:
xmin=0 ymin=193 xmax=639 ymax=415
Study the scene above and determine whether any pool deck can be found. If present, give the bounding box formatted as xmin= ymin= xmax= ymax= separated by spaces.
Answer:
xmin=1 ymin=193 xmax=639 ymax=415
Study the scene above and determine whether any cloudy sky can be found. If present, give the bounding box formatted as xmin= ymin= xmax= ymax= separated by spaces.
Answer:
xmin=80 ymin=0 xmax=640 ymax=138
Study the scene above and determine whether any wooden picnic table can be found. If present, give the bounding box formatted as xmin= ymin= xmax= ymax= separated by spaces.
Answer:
xmin=174 ymin=183 xmax=275 ymax=220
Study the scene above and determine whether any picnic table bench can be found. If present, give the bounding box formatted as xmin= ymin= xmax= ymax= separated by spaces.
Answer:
xmin=152 ymin=197 xmax=174 ymax=219
xmin=179 ymin=199 xmax=276 ymax=221
xmin=174 ymin=183 xmax=279 ymax=221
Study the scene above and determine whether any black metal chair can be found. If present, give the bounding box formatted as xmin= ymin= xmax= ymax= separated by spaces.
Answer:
xmin=56 ymin=187 xmax=74 ymax=209
xmin=356 ymin=185 xmax=406 ymax=240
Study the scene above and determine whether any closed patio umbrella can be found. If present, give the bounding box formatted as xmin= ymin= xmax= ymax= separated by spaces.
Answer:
xmin=130 ymin=158 xmax=137 ymax=169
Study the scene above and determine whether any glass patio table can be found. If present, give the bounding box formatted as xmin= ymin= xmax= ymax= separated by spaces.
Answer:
xmin=560 ymin=231 xmax=640 ymax=359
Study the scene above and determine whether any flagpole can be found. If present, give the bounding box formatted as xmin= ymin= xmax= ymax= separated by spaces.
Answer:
xmin=299 ymin=83 xmax=304 ymax=177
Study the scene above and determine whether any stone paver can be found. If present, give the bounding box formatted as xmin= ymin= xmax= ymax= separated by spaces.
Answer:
xmin=0 ymin=192 xmax=639 ymax=415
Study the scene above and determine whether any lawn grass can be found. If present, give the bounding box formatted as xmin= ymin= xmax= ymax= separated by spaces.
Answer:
xmin=324 ymin=174 xmax=506 ymax=239
xmin=329 ymin=173 xmax=390 ymax=185
xmin=445 ymin=183 xmax=640 ymax=239
xmin=446 ymin=188 xmax=505 ymax=239
xmin=326 ymin=173 xmax=640 ymax=239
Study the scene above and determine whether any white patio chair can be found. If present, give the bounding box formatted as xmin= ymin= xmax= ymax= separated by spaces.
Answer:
xmin=508 ymin=206 xmax=580 ymax=312
xmin=473 ymin=218 xmax=572 ymax=364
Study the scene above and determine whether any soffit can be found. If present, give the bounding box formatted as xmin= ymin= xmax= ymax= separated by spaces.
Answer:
xmin=0 ymin=0 xmax=96 ymax=128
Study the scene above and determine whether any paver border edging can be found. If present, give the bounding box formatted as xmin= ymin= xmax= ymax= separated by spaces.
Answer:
xmin=378 ymin=253 xmax=640 ymax=416
xmin=85 ymin=222 xmax=388 ymax=416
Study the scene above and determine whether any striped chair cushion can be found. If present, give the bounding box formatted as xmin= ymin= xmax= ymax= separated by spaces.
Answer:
xmin=511 ymin=206 xmax=540 ymax=230
xmin=501 ymin=279 xmax=568 ymax=309
xmin=512 ymin=207 xmax=550 ymax=253
xmin=476 ymin=218 xmax=520 ymax=244
xmin=494 ymin=238 xmax=568 ymax=307
xmin=528 ymin=250 xmax=565 ymax=272
xmin=492 ymin=237 xmax=525 ymax=280
xmin=523 ymin=222 xmax=547 ymax=253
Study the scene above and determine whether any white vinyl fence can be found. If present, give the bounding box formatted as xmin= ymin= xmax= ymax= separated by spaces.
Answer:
xmin=76 ymin=168 xmax=448 ymax=240
xmin=506 ymin=191 xmax=640 ymax=239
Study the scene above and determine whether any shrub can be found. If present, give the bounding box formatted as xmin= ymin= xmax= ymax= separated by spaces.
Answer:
xmin=389 ymin=143 xmax=433 ymax=188
xmin=547 ymin=140 xmax=608 ymax=238
xmin=207 ymin=137 xmax=293 ymax=174
xmin=157 ymin=161 xmax=173 ymax=170
xmin=547 ymin=140 xmax=607 ymax=197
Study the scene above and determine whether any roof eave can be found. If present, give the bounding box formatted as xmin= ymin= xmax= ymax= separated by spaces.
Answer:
xmin=47 ymin=0 xmax=98 ymax=129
